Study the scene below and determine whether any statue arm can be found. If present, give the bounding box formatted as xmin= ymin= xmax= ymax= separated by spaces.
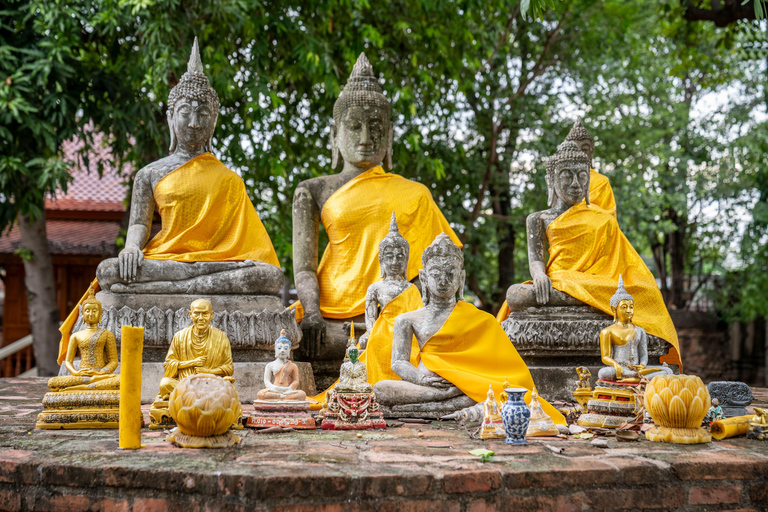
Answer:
xmin=636 ymin=327 xmax=648 ymax=367
xmin=64 ymin=336 xmax=81 ymax=376
xmin=526 ymin=213 xmax=552 ymax=304
xmin=293 ymin=183 xmax=324 ymax=357
xmin=204 ymin=338 xmax=234 ymax=376
xmin=119 ymin=169 xmax=154 ymax=281
xmin=364 ymin=286 xmax=379 ymax=332
xmin=391 ymin=317 xmax=422 ymax=385
xmin=101 ymin=332 xmax=118 ymax=374
xmin=599 ymin=329 xmax=622 ymax=378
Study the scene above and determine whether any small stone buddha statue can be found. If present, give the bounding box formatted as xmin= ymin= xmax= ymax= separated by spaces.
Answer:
xmin=150 ymin=298 xmax=235 ymax=428
xmin=292 ymin=52 xmax=459 ymax=366
xmin=598 ymin=276 xmax=673 ymax=383
xmin=95 ymin=37 xmax=282 ymax=295
xmin=336 ymin=325 xmax=373 ymax=394
xmin=480 ymin=385 xmax=505 ymax=440
xmin=526 ymin=388 xmax=557 ymax=437
xmin=256 ymin=330 xmax=307 ymax=401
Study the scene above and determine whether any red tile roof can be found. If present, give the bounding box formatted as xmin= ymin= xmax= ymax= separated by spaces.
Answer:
xmin=0 ymin=220 xmax=121 ymax=257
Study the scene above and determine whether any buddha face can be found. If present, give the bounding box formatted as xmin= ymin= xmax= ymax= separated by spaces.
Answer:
xmin=347 ymin=346 xmax=359 ymax=364
xmin=421 ymin=256 xmax=464 ymax=301
xmin=333 ymin=106 xmax=391 ymax=169
xmin=189 ymin=300 xmax=213 ymax=333
xmin=169 ymin=98 xmax=217 ymax=151
xmin=576 ymin=140 xmax=594 ymax=163
xmin=275 ymin=340 xmax=291 ymax=361
xmin=82 ymin=303 xmax=102 ymax=325
xmin=615 ymin=299 xmax=634 ymax=324
xmin=552 ymin=163 xmax=590 ymax=206
xmin=380 ymin=245 xmax=407 ymax=278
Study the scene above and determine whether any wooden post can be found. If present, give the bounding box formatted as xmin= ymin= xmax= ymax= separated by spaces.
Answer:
xmin=119 ymin=326 xmax=144 ymax=449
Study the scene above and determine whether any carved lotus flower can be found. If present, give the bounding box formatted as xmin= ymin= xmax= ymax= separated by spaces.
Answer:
xmin=169 ymin=374 xmax=242 ymax=438
xmin=644 ymin=374 xmax=711 ymax=444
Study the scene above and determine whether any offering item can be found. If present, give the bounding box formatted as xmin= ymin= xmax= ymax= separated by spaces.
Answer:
xmin=645 ymin=374 xmax=711 ymax=444
xmin=246 ymin=330 xmax=314 ymax=429
xmin=150 ymin=299 xmax=235 ymax=429
xmin=526 ymin=389 xmax=557 ymax=437
xmin=710 ymin=415 xmax=754 ymax=440
xmin=707 ymin=381 xmax=754 ymax=418
xmin=36 ymin=286 xmax=123 ymax=429
xmin=480 ymin=385 xmax=505 ymax=440
xmin=704 ymin=398 xmax=724 ymax=425
xmin=166 ymin=374 xmax=242 ymax=448
xmin=321 ymin=325 xmax=386 ymax=430
xmin=501 ymin=388 xmax=531 ymax=444
xmin=747 ymin=408 xmax=768 ymax=441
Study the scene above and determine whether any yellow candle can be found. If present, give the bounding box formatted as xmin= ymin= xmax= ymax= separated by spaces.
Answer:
xmin=119 ymin=326 xmax=144 ymax=449
xmin=710 ymin=415 xmax=754 ymax=440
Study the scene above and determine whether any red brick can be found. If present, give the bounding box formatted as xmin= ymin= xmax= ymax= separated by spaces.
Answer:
xmin=94 ymin=498 xmax=131 ymax=512
xmin=689 ymin=485 xmax=741 ymax=505
xmin=444 ymin=469 xmax=503 ymax=494
xmin=599 ymin=457 xmax=668 ymax=485
xmin=468 ymin=499 xmax=498 ymax=512
xmin=587 ymin=488 xmax=685 ymax=510
xmin=358 ymin=472 xmax=433 ymax=498
xmin=505 ymin=495 xmax=582 ymax=512
xmin=0 ymin=450 xmax=33 ymax=484
xmin=674 ymin=454 xmax=768 ymax=481
xmin=504 ymin=462 xmax=617 ymax=489
xmin=133 ymin=498 xmax=172 ymax=512
xmin=0 ymin=489 xmax=21 ymax=512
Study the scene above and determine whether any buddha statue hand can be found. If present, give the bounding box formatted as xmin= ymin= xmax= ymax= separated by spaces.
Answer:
xmin=118 ymin=244 xmax=144 ymax=282
xmin=533 ymin=273 xmax=553 ymax=304
xmin=300 ymin=311 xmax=326 ymax=359
xmin=613 ymin=362 xmax=623 ymax=380
xmin=358 ymin=332 xmax=369 ymax=350
xmin=420 ymin=374 xmax=454 ymax=389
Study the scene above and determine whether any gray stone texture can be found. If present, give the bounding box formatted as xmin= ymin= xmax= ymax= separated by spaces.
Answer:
xmin=708 ymin=381 xmax=754 ymax=418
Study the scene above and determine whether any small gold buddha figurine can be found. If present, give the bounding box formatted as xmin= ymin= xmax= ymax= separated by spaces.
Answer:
xmin=150 ymin=298 xmax=235 ymax=429
xmin=36 ymin=286 xmax=121 ymax=429
xmin=526 ymin=388 xmax=557 ymax=437
xmin=480 ymin=385 xmax=505 ymax=440
xmin=747 ymin=407 xmax=768 ymax=441
xmin=499 ymin=377 xmax=511 ymax=405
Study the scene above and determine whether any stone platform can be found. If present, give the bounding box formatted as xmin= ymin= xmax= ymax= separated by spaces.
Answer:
xmin=2 ymin=377 xmax=768 ymax=511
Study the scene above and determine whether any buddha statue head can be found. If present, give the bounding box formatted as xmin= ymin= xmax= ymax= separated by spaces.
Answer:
xmin=419 ymin=233 xmax=465 ymax=306
xmin=609 ymin=275 xmax=634 ymax=323
xmin=167 ymin=37 xmax=220 ymax=155
xmin=546 ymin=141 xmax=591 ymax=208
xmin=331 ymin=53 xmax=393 ymax=172
xmin=189 ymin=298 xmax=214 ymax=335
xmin=81 ymin=284 xmax=102 ymax=326
xmin=379 ymin=212 xmax=409 ymax=279
xmin=564 ymin=118 xmax=595 ymax=166
xmin=274 ymin=329 xmax=291 ymax=361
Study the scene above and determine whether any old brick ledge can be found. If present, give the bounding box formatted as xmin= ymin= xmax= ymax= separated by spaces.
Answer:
xmin=1 ymin=377 xmax=767 ymax=511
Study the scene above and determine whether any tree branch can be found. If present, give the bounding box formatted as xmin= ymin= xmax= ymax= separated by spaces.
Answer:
xmin=476 ymin=4 xmax=521 ymax=75
xmin=682 ymin=0 xmax=759 ymax=27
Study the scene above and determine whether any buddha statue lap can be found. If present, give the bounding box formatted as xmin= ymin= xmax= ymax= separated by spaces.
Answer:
xmin=36 ymin=286 xmax=126 ymax=429
xmin=373 ymin=234 xmax=565 ymax=423
xmin=291 ymin=53 xmax=459 ymax=385
xmin=149 ymin=298 xmax=238 ymax=429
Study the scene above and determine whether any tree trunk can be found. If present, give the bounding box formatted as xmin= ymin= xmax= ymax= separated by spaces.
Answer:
xmin=17 ymin=212 xmax=60 ymax=376
xmin=666 ymin=208 xmax=688 ymax=309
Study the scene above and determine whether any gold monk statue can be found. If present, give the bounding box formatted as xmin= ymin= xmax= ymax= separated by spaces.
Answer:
xmin=598 ymin=276 xmax=673 ymax=383
xmin=155 ymin=298 xmax=234 ymax=401
xmin=95 ymin=37 xmax=282 ymax=295
xmin=292 ymin=53 xmax=459 ymax=361
xmin=505 ymin=141 xmax=681 ymax=367
xmin=48 ymin=286 xmax=119 ymax=392
xmin=257 ymin=330 xmax=306 ymax=401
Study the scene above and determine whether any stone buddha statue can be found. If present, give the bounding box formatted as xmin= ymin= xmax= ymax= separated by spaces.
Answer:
xmin=504 ymin=141 xmax=680 ymax=367
xmin=598 ymin=276 xmax=673 ymax=383
xmin=373 ymin=234 xmax=565 ymax=422
xmin=257 ymin=330 xmax=307 ymax=401
xmin=336 ymin=329 xmax=373 ymax=394
xmin=95 ymin=37 xmax=282 ymax=295
xmin=292 ymin=53 xmax=459 ymax=372
xmin=49 ymin=285 xmax=119 ymax=392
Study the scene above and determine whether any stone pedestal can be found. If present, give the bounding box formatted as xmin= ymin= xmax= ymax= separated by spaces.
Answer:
xmin=577 ymin=379 xmax=637 ymax=428
xmin=501 ymin=305 xmax=673 ymax=401
xmin=321 ymin=391 xmax=386 ymax=430
xmin=36 ymin=390 xmax=123 ymax=429
xmin=246 ymin=400 xmax=315 ymax=429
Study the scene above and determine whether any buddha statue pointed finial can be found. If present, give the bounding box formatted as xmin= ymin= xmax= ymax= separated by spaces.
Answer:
xmin=351 ymin=52 xmax=375 ymax=79
xmin=565 ymin=118 xmax=594 ymax=146
xmin=187 ymin=36 xmax=204 ymax=74
xmin=83 ymin=283 xmax=99 ymax=308
xmin=333 ymin=52 xmax=389 ymax=125
xmin=609 ymin=275 xmax=634 ymax=310
xmin=389 ymin=210 xmax=398 ymax=233
xmin=167 ymin=36 xmax=220 ymax=127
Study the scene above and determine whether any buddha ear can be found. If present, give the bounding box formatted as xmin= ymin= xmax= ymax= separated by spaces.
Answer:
xmin=167 ymin=110 xmax=176 ymax=153
xmin=419 ymin=269 xmax=429 ymax=306
xmin=330 ymin=121 xmax=342 ymax=170
xmin=545 ymin=175 xmax=554 ymax=208
xmin=205 ymin=112 xmax=219 ymax=154
xmin=584 ymin=168 xmax=591 ymax=206
xmin=457 ymin=269 xmax=466 ymax=302
xmin=383 ymin=123 xmax=394 ymax=171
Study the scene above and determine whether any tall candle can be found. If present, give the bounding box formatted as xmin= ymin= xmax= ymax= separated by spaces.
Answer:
xmin=119 ymin=326 xmax=144 ymax=449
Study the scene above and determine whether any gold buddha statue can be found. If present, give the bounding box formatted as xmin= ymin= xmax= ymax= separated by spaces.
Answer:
xmin=526 ymin=388 xmax=557 ymax=437
xmin=36 ymin=286 xmax=122 ymax=429
xmin=480 ymin=385 xmax=505 ymax=440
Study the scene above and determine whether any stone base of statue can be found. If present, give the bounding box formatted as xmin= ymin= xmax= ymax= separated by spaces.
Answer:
xmin=149 ymin=399 xmax=245 ymax=431
xmin=166 ymin=428 xmax=241 ymax=448
xmin=502 ymin=305 xmax=673 ymax=401
xmin=378 ymin=399 xmax=476 ymax=419
xmin=577 ymin=379 xmax=637 ymax=428
xmin=74 ymin=291 xmax=302 ymax=362
xmin=246 ymin=400 xmax=316 ymax=429
xmin=36 ymin=390 xmax=138 ymax=430
xmin=320 ymin=391 xmax=386 ymax=430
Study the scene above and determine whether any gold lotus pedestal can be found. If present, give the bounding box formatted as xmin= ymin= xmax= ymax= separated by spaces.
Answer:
xmin=36 ymin=390 xmax=121 ymax=429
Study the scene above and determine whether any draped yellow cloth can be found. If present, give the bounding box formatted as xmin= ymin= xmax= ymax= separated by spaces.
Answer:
xmin=421 ymin=301 xmax=565 ymax=425
xmin=144 ymin=153 xmax=279 ymax=266
xmin=495 ymin=169 xmax=616 ymax=322
xmin=299 ymin=166 xmax=460 ymax=321
xmin=546 ymin=203 xmax=681 ymax=366
xmin=312 ymin=284 xmax=423 ymax=403
xmin=163 ymin=325 xmax=233 ymax=381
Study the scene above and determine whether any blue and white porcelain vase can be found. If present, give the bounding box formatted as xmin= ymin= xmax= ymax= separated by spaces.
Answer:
xmin=501 ymin=388 xmax=531 ymax=444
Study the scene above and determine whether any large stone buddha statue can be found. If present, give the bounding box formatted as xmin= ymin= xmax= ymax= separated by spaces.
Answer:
xmin=292 ymin=53 xmax=459 ymax=380
xmin=372 ymin=234 xmax=565 ymax=422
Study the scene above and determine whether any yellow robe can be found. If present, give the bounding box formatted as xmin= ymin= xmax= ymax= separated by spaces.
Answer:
xmin=163 ymin=325 xmax=233 ymax=381
xmin=312 ymin=284 xmax=423 ymax=403
xmin=495 ymin=169 xmax=616 ymax=322
xmin=293 ymin=166 xmax=460 ymax=321
xmin=546 ymin=203 xmax=681 ymax=366
xmin=421 ymin=301 xmax=565 ymax=425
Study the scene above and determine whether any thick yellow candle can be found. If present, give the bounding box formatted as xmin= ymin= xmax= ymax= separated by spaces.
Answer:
xmin=710 ymin=415 xmax=754 ymax=440
xmin=119 ymin=326 xmax=144 ymax=449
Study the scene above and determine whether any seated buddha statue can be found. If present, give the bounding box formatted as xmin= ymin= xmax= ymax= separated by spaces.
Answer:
xmin=257 ymin=330 xmax=307 ymax=401
xmin=337 ymin=330 xmax=373 ymax=394
xmin=480 ymin=385 xmax=505 ymax=439
xmin=292 ymin=53 xmax=460 ymax=363
xmin=598 ymin=276 xmax=673 ymax=383
xmin=49 ymin=285 xmax=119 ymax=392
xmin=373 ymin=234 xmax=565 ymax=423
xmin=95 ymin=37 xmax=282 ymax=296
xmin=504 ymin=141 xmax=681 ymax=367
